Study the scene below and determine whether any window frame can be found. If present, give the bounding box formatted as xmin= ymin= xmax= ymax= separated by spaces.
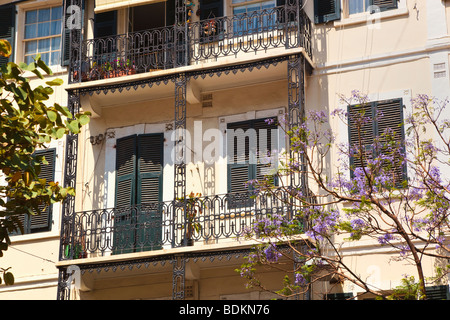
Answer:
xmin=23 ymin=5 xmax=63 ymax=66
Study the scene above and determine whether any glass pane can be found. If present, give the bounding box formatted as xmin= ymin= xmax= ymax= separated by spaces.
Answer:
xmin=24 ymin=24 xmax=37 ymax=39
xmin=38 ymin=8 xmax=51 ymax=22
xmin=51 ymin=6 xmax=63 ymax=21
xmin=51 ymin=20 xmax=62 ymax=36
xmin=37 ymin=22 xmax=50 ymax=37
xmin=38 ymin=38 xmax=51 ymax=52
xmin=262 ymin=0 xmax=276 ymax=10
xmin=25 ymin=41 xmax=37 ymax=55
xmin=40 ymin=52 xmax=50 ymax=65
xmin=232 ymin=0 xmax=247 ymax=4
xmin=50 ymin=51 xmax=60 ymax=66
xmin=24 ymin=55 xmax=34 ymax=64
xmin=349 ymin=0 xmax=365 ymax=14
xmin=51 ymin=37 xmax=61 ymax=50
xmin=25 ymin=10 xmax=37 ymax=24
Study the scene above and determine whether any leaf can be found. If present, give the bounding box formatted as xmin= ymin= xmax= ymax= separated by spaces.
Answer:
xmin=55 ymin=127 xmax=66 ymax=139
xmin=36 ymin=58 xmax=52 ymax=75
xmin=45 ymin=78 xmax=63 ymax=86
xmin=78 ymin=114 xmax=90 ymax=125
xmin=67 ymin=119 xmax=80 ymax=134
xmin=47 ymin=110 xmax=57 ymax=122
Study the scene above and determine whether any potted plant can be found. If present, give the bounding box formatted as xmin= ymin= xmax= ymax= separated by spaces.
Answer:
xmin=178 ymin=192 xmax=203 ymax=246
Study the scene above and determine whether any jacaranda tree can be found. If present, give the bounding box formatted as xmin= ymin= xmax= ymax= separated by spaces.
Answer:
xmin=238 ymin=90 xmax=450 ymax=300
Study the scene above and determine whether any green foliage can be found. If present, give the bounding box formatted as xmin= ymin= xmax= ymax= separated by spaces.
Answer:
xmin=0 ymin=40 xmax=90 ymax=284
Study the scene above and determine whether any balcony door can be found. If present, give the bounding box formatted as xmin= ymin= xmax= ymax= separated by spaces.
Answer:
xmin=113 ymin=133 xmax=164 ymax=254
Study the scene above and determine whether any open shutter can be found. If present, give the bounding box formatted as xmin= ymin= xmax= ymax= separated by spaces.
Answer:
xmin=0 ymin=4 xmax=15 ymax=68
xmin=30 ymin=149 xmax=56 ymax=233
xmin=348 ymin=102 xmax=375 ymax=179
xmin=62 ymin=0 xmax=84 ymax=66
xmin=314 ymin=0 xmax=340 ymax=24
xmin=375 ymin=99 xmax=406 ymax=186
xmin=369 ymin=0 xmax=398 ymax=12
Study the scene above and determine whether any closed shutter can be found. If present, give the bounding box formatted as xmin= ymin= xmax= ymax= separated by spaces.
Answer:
xmin=348 ymin=99 xmax=406 ymax=187
xmin=348 ymin=102 xmax=375 ymax=177
xmin=227 ymin=118 xmax=278 ymax=207
xmin=0 ymin=4 xmax=15 ymax=68
xmin=30 ymin=149 xmax=56 ymax=232
xmin=114 ymin=133 xmax=164 ymax=253
xmin=369 ymin=0 xmax=398 ymax=12
xmin=375 ymin=99 xmax=406 ymax=186
xmin=314 ymin=0 xmax=340 ymax=24
xmin=12 ymin=149 xmax=56 ymax=235
xmin=115 ymin=135 xmax=137 ymax=208
xmin=137 ymin=134 xmax=163 ymax=205
xmin=425 ymin=285 xmax=450 ymax=300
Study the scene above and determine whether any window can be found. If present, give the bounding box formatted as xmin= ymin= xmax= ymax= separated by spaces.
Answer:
xmin=314 ymin=0 xmax=341 ymax=24
xmin=12 ymin=149 xmax=56 ymax=235
xmin=232 ymin=0 xmax=277 ymax=34
xmin=347 ymin=0 xmax=398 ymax=15
xmin=227 ymin=117 xmax=278 ymax=207
xmin=24 ymin=6 xmax=62 ymax=66
xmin=348 ymin=0 xmax=369 ymax=15
xmin=348 ymin=98 xmax=406 ymax=187
xmin=114 ymin=133 xmax=164 ymax=253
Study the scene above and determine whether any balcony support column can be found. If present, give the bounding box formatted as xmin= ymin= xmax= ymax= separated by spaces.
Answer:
xmin=57 ymin=89 xmax=81 ymax=300
xmin=172 ymin=255 xmax=186 ymax=300
xmin=287 ymin=54 xmax=307 ymax=190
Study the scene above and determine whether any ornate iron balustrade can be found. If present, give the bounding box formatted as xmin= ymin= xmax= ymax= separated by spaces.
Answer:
xmin=61 ymin=190 xmax=305 ymax=260
xmin=71 ymin=0 xmax=311 ymax=83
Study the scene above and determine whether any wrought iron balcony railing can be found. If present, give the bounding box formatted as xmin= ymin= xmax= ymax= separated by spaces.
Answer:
xmin=61 ymin=190 xmax=305 ymax=260
xmin=70 ymin=0 xmax=311 ymax=83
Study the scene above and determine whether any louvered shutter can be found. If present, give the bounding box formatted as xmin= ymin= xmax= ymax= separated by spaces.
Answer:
xmin=115 ymin=135 xmax=137 ymax=208
xmin=227 ymin=118 xmax=278 ymax=207
xmin=375 ymin=99 xmax=406 ymax=187
xmin=114 ymin=135 xmax=137 ymax=254
xmin=425 ymin=285 xmax=450 ymax=300
xmin=348 ymin=102 xmax=375 ymax=178
xmin=30 ymin=149 xmax=56 ymax=232
xmin=136 ymin=134 xmax=163 ymax=251
xmin=348 ymin=99 xmax=406 ymax=187
xmin=369 ymin=0 xmax=398 ymax=12
xmin=314 ymin=0 xmax=340 ymax=24
xmin=0 ymin=4 xmax=15 ymax=68
xmin=254 ymin=117 xmax=278 ymax=183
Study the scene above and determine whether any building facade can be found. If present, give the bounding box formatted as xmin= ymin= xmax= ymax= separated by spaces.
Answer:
xmin=1 ymin=0 xmax=450 ymax=300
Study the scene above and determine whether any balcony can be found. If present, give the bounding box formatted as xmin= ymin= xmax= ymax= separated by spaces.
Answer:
xmin=61 ymin=190 xmax=305 ymax=260
xmin=70 ymin=0 xmax=311 ymax=84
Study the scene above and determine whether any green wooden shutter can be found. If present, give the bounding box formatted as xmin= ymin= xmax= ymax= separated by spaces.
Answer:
xmin=227 ymin=118 xmax=278 ymax=207
xmin=425 ymin=285 xmax=450 ymax=300
xmin=375 ymin=99 xmax=406 ymax=186
xmin=314 ymin=0 xmax=340 ymax=24
xmin=136 ymin=134 xmax=163 ymax=251
xmin=0 ymin=4 xmax=15 ymax=68
xmin=114 ymin=135 xmax=137 ymax=254
xmin=369 ymin=0 xmax=398 ymax=12
xmin=30 ymin=149 xmax=56 ymax=233
xmin=348 ymin=102 xmax=375 ymax=179
xmin=253 ymin=117 xmax=278 ymax=184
